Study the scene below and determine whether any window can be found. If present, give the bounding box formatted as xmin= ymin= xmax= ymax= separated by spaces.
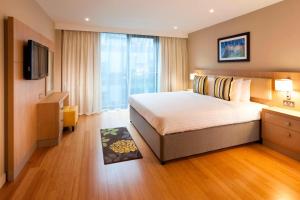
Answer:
xmin=101 ymin=33 xmax=159 ymax=110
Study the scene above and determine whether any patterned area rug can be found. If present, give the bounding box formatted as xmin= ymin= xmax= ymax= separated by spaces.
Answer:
xmin=100 ymin=127 xmax=143 ymax=164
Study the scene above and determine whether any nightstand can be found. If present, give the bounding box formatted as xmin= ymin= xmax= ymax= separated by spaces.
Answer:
xmin=262 ymin=107 xmax=300 ymax=160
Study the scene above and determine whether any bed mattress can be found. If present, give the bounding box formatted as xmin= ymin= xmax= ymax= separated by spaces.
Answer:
xmin=129 ymin=91 xmax=265 ymax=135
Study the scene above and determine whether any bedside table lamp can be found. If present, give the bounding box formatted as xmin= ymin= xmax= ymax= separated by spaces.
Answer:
xmin=275 ymin=79 xmax=293 ymax=100
xmin=190 ymin=73 xmax=197 ymax=81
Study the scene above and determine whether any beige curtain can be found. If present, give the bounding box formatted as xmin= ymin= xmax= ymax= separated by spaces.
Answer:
xmin=62 ymin=30 xmax=101 ymax=115
xmin=159 ymin=37 xmax=189 ymax=92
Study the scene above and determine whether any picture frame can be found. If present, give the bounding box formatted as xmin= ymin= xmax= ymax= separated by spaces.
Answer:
xmin=218 ymin=32 xmax=250 ymax=62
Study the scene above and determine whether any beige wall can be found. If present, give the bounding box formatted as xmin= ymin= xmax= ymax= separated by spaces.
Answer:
xmin=188 ymin=0 xmax=300 ymax=72
xmin=0 ymin=0 xmax=54 ymax=187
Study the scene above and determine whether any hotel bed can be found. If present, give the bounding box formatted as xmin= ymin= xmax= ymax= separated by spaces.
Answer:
xmin=129 ymin=91 xmax=266 ymax=163
xmin=129 ymin=70 xmax=274 ymax=163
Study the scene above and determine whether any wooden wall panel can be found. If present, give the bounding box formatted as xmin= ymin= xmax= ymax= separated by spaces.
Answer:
xmin=6 ymin=17 xmax=54 ymax=181
xmin=194 ymin=69 xmax=300 ymax=111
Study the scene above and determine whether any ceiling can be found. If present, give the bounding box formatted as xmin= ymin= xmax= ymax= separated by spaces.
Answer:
xmin=36 ymin=0 xmax=283 ymax=38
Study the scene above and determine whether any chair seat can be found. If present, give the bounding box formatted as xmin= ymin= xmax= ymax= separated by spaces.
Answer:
xmin=63 ymin=105 xmax=78 ymax=130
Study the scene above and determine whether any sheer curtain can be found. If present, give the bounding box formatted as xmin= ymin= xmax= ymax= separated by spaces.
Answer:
xmin=159 ymin=37 xmax=189 ymax=92
xmin=101 ymin=33 xmax=158 ymax=110
xmin=101 ymin=33 xmax=128 ymax=110
xmin=62 ymin=30 xmax=101 ymax=115
xmin=128 ymin=35 xmax=159 ymax=95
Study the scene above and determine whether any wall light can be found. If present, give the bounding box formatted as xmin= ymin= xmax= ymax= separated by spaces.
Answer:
xmin=190 ymin=73 xmax=197 ymax=81
xmin=275 ymin=79 xmax=293 ymax=100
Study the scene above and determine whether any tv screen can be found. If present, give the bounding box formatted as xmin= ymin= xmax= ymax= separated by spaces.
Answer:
xmin=24 ymin=40 xmax=49 ymax=80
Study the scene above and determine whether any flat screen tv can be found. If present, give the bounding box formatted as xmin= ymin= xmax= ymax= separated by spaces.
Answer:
xmin=24 ymin=40 xmax=49 ymax=80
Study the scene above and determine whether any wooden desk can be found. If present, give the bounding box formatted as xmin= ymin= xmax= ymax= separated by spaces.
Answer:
xmin=37 ymin=92 xmax=69 ymax=147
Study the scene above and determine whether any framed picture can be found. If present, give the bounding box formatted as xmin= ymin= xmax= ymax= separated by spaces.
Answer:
xmin=218 ymin=32 xmax=250 ymax=62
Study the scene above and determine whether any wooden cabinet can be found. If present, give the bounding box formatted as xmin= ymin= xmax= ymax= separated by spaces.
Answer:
xmin=37 ymin=92 xmax=69 ymax=147
xmin=262 ymin=107 xmax=300 ymax=160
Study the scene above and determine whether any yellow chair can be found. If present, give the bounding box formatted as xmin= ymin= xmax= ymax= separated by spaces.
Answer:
xmin=63 ymin=105 xmax=78 ymax=131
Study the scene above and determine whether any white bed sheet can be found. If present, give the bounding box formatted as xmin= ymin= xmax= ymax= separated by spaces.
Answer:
xmin=129 ymin=91 xmax=266 ymax=135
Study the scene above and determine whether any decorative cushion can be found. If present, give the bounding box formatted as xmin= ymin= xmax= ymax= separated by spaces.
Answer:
xmin=206 ymin=76 xmax=216 ymax=96
xmin=214 ymin=77 xmax=233 ymax=101
xmin=193 ymin=75 xmax=207 ymax=95
xmin=230 ymin=79 xmax=243 ymax=102
xmin=240 ymin=79 xmax=252 ymax=102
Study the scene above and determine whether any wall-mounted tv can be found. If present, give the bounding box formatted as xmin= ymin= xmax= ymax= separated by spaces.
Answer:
xmin=24 ymin=40 xmax=49 ymax=80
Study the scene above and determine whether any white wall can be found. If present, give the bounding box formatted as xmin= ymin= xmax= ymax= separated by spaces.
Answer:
xmin=0 ymin=0 xmax=55 ymax=187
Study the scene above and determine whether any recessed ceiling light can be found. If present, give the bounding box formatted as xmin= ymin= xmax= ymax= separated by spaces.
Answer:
xmin=173 ymin=26 xmax=178 ymax=30
xmin=85 ymin=17 xmax=90 ymax=22
xmin=209 ymin=9 xmax=215 ymax=13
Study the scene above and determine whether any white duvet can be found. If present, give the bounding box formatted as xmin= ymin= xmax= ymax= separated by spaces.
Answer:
xmin=129 ymin=91 xmax=265 ymax=135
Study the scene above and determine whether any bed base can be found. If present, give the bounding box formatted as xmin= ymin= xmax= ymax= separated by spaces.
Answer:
xmin=130 ymin=106 xmax=261 ymax=163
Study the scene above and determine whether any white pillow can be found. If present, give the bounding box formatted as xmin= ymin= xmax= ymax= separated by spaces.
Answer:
xmin=240 ymin=79 xmax=251 ymax=102
xmin=230 ymin=79 xmax=243 ymax=101
xmin=207 ymin=76 xmax=215 ymax=96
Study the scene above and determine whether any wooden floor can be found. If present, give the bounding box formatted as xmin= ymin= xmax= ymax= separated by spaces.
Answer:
xmin=1 ymin=110 xmax=300 ymax=200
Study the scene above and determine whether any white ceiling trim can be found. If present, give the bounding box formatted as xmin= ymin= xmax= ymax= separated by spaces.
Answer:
xmin=55 ymin=22 xmax=188 ymax=38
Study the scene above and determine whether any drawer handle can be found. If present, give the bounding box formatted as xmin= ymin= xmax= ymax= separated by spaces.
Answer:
xmin=288 ymin=132 xmax=292 ymax=138
xmin=285 ymin=122 xmax=291 ymax=127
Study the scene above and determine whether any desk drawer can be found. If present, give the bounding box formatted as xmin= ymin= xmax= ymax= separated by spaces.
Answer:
xmin=264 ymin=112 xmax=300 ymax=132
xmin=262 ymin=122 xmax=300 ymax=153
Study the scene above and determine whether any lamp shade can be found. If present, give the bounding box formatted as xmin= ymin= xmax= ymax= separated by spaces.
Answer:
xmin=189 ymin=73 xmax=197 ymax=81
xmin=275 ymin=79 xmax=293 ymax=92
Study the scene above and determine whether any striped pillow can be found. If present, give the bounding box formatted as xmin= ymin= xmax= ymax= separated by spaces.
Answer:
xmin=193 ymin=75 xmax=207 ymax=95
xmin=214 ymin=77 xmax=233 ymax=101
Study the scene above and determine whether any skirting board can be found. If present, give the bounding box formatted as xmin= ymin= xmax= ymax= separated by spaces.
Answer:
xmin=0 ymin=173 xmax=6 ymax=188
xmin=10 ymin=143 xmax=36 ymax=181
xmin=37 ymin=138 xmax=59 ymax=148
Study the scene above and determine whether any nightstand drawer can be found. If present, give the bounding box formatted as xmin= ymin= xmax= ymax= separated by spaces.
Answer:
xmin=262 ymin=122 xmax=300 ymax=153
xmin=264 ymin=112 xmax=300 ymax=132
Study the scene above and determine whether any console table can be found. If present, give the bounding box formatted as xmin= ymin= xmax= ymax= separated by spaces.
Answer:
xmin=37 ymin=92 xmax=69 ymax=147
